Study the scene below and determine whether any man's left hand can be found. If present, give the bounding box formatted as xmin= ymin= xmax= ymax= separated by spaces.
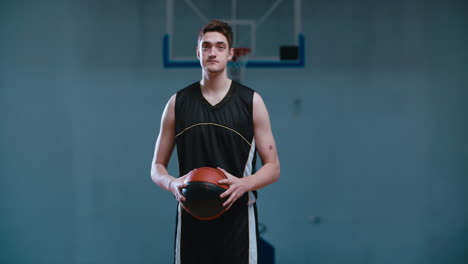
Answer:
xmin=217 ymin=167 xmax=252 ymax=211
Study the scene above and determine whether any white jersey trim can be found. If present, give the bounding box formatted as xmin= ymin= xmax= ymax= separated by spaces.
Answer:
xmin=175 ymin=204 xmax=182 ymax=264
xmin=243 ymin=139 xmax=257 ymax=204
xmin=248 ymin=203 xmax=258 ymax=264
xmin=243 ymin=139 xmax=258 ymax=264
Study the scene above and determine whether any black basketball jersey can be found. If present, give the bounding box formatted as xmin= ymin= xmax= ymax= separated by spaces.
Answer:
xmin=175 ymin=80 xmax=257 ymax=204
xmin=174 ymin=80 xmax=260 ymax=264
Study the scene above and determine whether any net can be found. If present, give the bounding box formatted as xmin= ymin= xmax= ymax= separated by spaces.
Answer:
xmin=228 ymin=48 xmax=251 ymax=83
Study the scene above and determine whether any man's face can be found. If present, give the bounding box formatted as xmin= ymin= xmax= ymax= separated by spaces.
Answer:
xmin=197 ymin=31 xmax=233 ymax=73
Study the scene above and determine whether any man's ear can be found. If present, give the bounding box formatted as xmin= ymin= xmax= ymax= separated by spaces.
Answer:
xmin=196 ymin=46 xmax=200 ymax=60
xmin=228 ymin=47 xmax=234 ymax=61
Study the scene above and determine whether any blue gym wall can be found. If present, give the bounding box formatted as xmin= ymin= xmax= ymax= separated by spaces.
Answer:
xmin=1 ymin=0 xmax=467 ymax=263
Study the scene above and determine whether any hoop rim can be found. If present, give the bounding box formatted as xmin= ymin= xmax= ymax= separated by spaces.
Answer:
xmin=232 ymin=47 xmax=252 ymax=62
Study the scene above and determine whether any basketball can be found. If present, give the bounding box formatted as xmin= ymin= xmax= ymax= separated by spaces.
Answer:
xmin=181 ymin=167 xmax=229 ymax=220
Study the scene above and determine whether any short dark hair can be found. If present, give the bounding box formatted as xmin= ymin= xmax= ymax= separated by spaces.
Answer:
xmin=198 ymin=20 xmax=233 ymax=48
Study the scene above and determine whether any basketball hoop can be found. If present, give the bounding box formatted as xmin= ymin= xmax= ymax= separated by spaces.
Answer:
xmin=228 ymin=47 xmax=251 ymax=83
xmin=232 ymin=47 xmax=251 ymax=62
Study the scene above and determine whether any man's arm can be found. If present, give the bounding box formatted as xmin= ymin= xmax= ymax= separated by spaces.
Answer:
xmin=150 ymin=94 xmax=187 ymax=202
xmin=219 ymin=92 xmax=280 ymax=209
xmin=247 ymin=92 xmax=280 ymax=188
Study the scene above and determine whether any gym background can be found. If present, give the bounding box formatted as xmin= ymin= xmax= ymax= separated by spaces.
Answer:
xmin=1 ymin=0 xmax=467 ymax=263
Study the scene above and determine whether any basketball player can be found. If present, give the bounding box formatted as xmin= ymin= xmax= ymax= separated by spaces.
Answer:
xmin=151 ymin=20 xmax=280 ymax=264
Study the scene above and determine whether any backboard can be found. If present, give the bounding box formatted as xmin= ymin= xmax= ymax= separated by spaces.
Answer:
xmin=163 ymin=0 xmax=305 ymax=68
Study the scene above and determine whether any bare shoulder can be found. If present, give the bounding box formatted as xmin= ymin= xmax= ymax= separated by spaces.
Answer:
xmin=252 ymin=92 xmax=270 ymax=121
xmin=253 ymin=91 xmax=263 ymax=105
xmin=168 ymin=93 xmax=177 ymax=108
xmin=162 ymin=93 xmax=177 ymax=121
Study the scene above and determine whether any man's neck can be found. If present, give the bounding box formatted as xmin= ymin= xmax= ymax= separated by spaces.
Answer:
xmin=200 ymin=70 xmax=231 ymax=94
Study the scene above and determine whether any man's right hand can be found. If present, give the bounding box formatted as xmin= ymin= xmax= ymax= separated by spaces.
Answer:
xmin=169 ymin=170 xmax=193 ymax=202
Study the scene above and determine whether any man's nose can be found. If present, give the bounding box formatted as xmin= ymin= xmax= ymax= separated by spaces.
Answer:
xmin=208 ymin=47 xmax=217 ymax=56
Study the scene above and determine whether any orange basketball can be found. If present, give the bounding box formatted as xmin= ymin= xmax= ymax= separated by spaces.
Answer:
xmin=181 ymin=167 xmax=229 ymax=220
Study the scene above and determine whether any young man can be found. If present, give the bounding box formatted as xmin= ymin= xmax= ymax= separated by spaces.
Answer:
xmin=151 ymin=20 xmax=280 ymax=264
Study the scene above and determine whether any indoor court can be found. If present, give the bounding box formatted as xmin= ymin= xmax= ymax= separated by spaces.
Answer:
xmin=1 ymin=0 xmax=467 ymax=263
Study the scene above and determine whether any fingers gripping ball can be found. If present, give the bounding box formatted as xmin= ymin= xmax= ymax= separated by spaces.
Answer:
xmin=181 ymin=167 xmax=229 ymax=220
